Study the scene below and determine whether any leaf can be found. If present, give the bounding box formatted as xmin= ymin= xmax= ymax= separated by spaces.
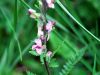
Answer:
xmin=49 ymin=59 xmax=59 ymax=68
xmin=50 ymin=31 xmax=76 ymax=59
xmin=56 ymin=0 xmax=100 ymax=42
xmin=93 ymin=54 xmax=96 ymax=75
xmin=0 ymin=49 xmax=7 ymax=73
xmin=59 ymin=46 xmax=88 ymax=75
xmin=40 ymin=53 xmax=45 ymax=64
xmin=27 ymin=71 xmax=36 ymax=75
xmin=29 ymin=51 xmax=39 ymax=56
xmin=0 ymin=8 xmax=22 ymax=61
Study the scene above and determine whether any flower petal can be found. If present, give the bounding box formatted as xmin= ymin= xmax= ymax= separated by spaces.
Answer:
xmin=46 ymin=0 xmax=55 ymax=8
xmin=36 ymin=49 xmax=42 ymax=55
xmin=34 ymin=38 xmax=42 ymax=46
xmin=32 ymin=45 xmax=37 ymax=50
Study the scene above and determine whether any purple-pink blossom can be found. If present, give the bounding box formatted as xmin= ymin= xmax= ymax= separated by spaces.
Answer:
xmin=32 ymin=38 xmax=43 ymax=55
xmin=46 ymin=0 xmax=55 ymax=8
xmin=45 ymin=21 xmax=55 ymax=40
xmin=34 ymin=38 xmax=42 ymax=46
xmin=45 ymin=21 xmax=55 ymax=33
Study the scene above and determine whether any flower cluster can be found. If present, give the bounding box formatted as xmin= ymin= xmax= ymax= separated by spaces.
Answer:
xmin=29 ymin=0 xmax=55 ymax=59
xmin=32 ymin=20 xmax=55 ymax=56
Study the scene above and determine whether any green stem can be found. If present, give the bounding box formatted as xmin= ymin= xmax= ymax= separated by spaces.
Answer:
xmin=44 ymin=58 xmax=51 ymax=75
xmin=41 ymin=0 xmax=51 ymax=75
xmin=93 ymin=54 xmax=96 ymax=75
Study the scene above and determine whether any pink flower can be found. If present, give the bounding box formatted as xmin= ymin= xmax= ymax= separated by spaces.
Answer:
xmin=32 ymin=45 xmax=42 ymax=54
xmin=32 ymin=38 xmax=43 ymax=55
xmin=45 ymin=21 xmax=55 ymax=33
xmin=46 ymin=51 xmax=52 ymax=57
xmin=34 ymin=38 xmax=42 ymax=46
xmin=45 ymin=21 xmax=55 ymax=40
xmin=46 ymin=0 xmax=54 ymax=8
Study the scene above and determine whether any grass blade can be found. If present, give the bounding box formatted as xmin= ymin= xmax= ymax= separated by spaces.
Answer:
xmin=0 ymin=49 xmax=7 ymax=73
xmin=0 ymin=7 xmax=22 ymax=61
xmin=56 ymin=0 xmax=100 ymax=42
xmin=93 ymin=54 xmax=96 ymax=75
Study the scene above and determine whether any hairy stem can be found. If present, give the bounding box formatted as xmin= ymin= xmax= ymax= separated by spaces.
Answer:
xmin=40 ymin=0 xmax=51 ymax=75
xmin=44 ymin=58 xmax=51 ymax=75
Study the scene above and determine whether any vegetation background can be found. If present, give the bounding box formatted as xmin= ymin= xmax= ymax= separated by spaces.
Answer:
xmin=0 ymin=0 xmax=100 ymax=75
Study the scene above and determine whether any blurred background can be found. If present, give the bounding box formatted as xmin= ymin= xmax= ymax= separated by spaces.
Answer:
xmin=0 ymin=0 xmax=100 ymax=75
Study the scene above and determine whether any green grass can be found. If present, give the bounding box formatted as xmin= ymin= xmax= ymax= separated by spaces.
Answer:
xmin=0 ymin=0 xmax=100 ymax=75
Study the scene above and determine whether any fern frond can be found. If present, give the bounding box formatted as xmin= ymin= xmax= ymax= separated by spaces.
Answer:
xmin=59 ymin=46 xmax=88 ymax=75
xmin=27 ymin=71 xmax=36 ymax=75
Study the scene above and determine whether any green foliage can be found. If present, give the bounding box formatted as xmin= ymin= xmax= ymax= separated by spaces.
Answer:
xmin=0 ymin=50 xmax=7 ymax=74
xmin=29 ymin=51 xmax=40 ymax=56
xmin=0 ymin=0 xmax=100 ymax=75
xmin=49 ymin=59 xmax=59 ymax=68
xmin=27 ymin=71 xmax=36 ymax=75
xmin=59 ymin=46 xmax=87 ymax=75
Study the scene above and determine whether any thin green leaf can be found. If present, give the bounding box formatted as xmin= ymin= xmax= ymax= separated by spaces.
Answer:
xmin=56 ymin=0 xmax=100 ymax=42
xmin=0 ymin=8 xmax=22 ymax=61
xmin=0 ymin=49 xmax=7 ymax=73
xmin=93 ymin=54 xmax=96 ymax=75
xmin=19 ymin=0 xmax=31 ymax=9
xmin=81 ymin=59 xmax=93 ymax=72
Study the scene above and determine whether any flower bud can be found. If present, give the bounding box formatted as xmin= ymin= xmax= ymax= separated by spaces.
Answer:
xmin=46 ymin=51 xmax=52 ymax=57
xmin=28 ymin=9 xmax=40 ymax=18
